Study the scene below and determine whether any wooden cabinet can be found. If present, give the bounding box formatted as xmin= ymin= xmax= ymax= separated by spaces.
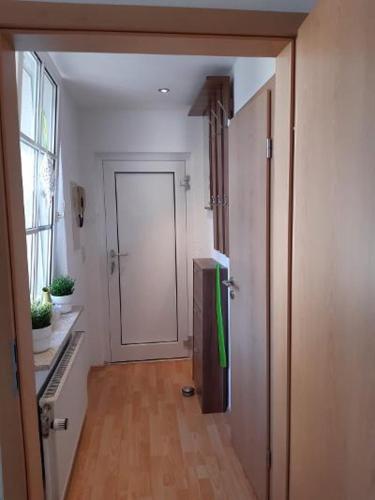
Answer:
xmin=189 ymin=77 xmax=233 ymax=256
xmin=192 ymin=258 xmax=228 ymax=414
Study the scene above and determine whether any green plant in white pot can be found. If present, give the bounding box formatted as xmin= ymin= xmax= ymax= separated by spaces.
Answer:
xmin=31 ymin=301 xmax=53 ymax=353
xmin=50 ymin=275 xmax=75 ymax=313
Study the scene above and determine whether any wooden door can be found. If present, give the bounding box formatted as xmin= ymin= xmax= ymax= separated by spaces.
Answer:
xmin=0 ymin=133 xmax=28 ymax=500
xmin=103 ymin=158 xmax=189 ymax=362
xmin=290 ymin=1 xmax=375 ymax=499
xmin=0 ymin=36 xmax=44 ymax=499
xmin=228 ymin=81 xmax=273 ymax=500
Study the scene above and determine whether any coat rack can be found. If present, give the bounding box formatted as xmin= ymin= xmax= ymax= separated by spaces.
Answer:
xmin=189 ymin=76 xmax=233 ymax=256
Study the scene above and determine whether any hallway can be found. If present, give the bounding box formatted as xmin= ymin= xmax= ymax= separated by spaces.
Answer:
xmin=66 ymin=360 xmax=255 ymax=500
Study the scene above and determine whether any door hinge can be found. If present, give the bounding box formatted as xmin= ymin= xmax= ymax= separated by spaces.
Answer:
xmin=267 ymin=449 xmax=272 ymax=469
xmin=180 ymin=174 xmax=191 ymax=191
xmin=11 ymin=340 xmax=20 ymax=393
xmin=266 ymin=138 xmax=273 ymax=160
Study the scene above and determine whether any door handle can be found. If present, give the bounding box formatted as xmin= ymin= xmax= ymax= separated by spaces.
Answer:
xmin=110 ymin=260 xmax=116 ymax=275
xmin=222 ymin=277 xmax=239 ymax=299
xmin=109 ymin=249 xmax=129 ymax=259
xmin=222 ymin=277 xmax=239 ymax=291
xmin=109 ymin=249 xmax=129 ymax=275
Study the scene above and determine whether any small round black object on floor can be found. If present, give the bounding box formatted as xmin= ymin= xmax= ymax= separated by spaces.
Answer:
xmin=181 ymin=386 xmax=195 ymax=397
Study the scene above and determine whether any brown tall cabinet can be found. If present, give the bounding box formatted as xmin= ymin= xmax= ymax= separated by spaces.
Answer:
xmin=192 ymin=258 xmax=228 ymax=414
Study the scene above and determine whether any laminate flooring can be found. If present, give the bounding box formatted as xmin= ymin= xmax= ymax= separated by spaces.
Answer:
xmin=66 ymin=359 xmax=256 ymax=500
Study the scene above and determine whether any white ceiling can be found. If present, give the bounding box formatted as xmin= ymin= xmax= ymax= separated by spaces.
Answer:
xmin=23 ymin=0 xmax=316 ymax=12
xmin=49 ymin=53 xmax=237 ymax=110
xmin=45 ymin=1 xmax=317 ymax=110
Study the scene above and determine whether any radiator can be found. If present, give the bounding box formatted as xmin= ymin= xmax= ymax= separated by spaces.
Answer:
xmin=39 ymin=331 xmax=88 ymax=500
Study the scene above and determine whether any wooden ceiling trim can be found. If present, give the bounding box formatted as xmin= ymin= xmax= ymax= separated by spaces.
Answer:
xmin=6 ymin=31 xmax=290 ymax=57
xmin=0 ymin=2 xmax=307 ymax=38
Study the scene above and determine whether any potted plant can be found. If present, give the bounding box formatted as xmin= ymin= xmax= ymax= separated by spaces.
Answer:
xmin=50 ymin=275 xmax=75 ymax=313
xmin=31 ymin=301 xmax=53 ymax=353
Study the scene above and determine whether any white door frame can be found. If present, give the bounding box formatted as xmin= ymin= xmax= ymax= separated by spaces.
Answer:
xmin=100 ymin=152 xmax=190 ymax=362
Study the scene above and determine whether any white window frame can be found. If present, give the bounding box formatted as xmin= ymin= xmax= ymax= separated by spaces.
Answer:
xmin=17 ymin=52 xmax=58 ymax=301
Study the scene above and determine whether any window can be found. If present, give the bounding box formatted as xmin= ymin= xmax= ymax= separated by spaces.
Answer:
xmin=17 ymin=52 xmax=58 ymax=300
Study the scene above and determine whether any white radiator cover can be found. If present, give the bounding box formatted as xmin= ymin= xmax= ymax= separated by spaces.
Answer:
xmin=40 ymin=332 xmax=88 ymax=500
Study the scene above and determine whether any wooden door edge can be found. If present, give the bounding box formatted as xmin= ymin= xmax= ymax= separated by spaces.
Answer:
xmin=0 ymin=35 xmax=44 ymax=500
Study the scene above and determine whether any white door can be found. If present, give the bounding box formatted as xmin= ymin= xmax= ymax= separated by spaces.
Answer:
xmin=103 ymin=158 xmax=189 ymax=362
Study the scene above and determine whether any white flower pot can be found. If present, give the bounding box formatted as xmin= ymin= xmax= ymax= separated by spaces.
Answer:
xmin=51 ymin=306 xmax=61 ymax=323
xmin=32 ymin=325 xmax=52 ymax=353
xmin=51 ymin=293 xmax=74 ymax=313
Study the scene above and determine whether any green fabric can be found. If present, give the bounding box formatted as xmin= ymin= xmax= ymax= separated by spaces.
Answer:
xmin=215 ymin=264 xmax=227 ymax=368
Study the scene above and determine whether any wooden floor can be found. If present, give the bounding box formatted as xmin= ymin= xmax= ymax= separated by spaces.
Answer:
xmin=66 ymin=359 xmax=256 ymax=500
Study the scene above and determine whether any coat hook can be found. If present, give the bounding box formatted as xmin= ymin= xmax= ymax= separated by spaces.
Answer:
xmin=217 ymin=100 xmax=229 ymax=127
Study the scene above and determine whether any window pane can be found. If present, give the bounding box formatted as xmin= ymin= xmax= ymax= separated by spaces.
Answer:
xmin=26 ymin=233 xmax=33 ymax=297
xmin=18 ymin=53 xmax=57 ymax=301
xmin=34 ymin=229 xmax=51 ymax=300
xmin=36 ymin=153 xmax=54 ymax=227
xmin=20 ymin=53 xmax=39 ymax=140
xmin=20 ymin=142 xmax=37 ymax=229
xmin=41 ymin=72 xmax=56 ymax=152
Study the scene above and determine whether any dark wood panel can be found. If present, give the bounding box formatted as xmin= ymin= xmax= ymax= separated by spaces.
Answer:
xmin=190 ymin=77 xmax=232 ymax=256
xmin=192 ymin=301 xmax=203 ymax=397
xmin=222 ymin=78 xmax=231 ymax=256
xmin=193 ymin=262 xmax=203 ymax=308
xmin=209 ymin=104 xmax=220 ymax=249
xmin=215 ymin=86 xmax=225 ymax=253
xmin=192 ymin=259 xmax=228 ymax=414
xmin=189 ymin=76 xmax=230 ymax=117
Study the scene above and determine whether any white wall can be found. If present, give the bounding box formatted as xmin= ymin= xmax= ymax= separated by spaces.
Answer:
xmin=54 ymin=88 xmax=87 ymax=307
xmin=49 ymin=54 xmax=276 ymax=368
xmin=233 ymin=57 xmax=276 ymax=113
xmin=78 ymin=109 xmax=212 ymax=365
xmin=37 ymin=53 xmax=88 ymax=335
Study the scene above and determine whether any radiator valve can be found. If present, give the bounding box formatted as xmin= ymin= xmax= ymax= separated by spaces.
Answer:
xmin=52 ymin=418 xmax=69 ymax=431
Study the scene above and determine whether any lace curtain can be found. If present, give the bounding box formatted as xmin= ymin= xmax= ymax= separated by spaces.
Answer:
xmin=40 ymin=153 xmax=55 ymax=204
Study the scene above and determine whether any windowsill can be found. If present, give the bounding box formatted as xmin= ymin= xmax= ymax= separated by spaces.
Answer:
xmin=34 ymin=305 xmax=83 ymax=372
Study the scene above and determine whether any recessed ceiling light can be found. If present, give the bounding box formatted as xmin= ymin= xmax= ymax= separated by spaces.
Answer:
xmin=158 ymin=88 xmax=170 ymax=94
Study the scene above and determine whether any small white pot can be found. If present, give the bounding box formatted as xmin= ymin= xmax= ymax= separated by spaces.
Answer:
xmin=52 ymin=305 xmax=61 ymax=323
xmin=32 ymin=325 xmax=52 ymax=354
xmin=50 ymin=293 xmax=74 ymax=313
